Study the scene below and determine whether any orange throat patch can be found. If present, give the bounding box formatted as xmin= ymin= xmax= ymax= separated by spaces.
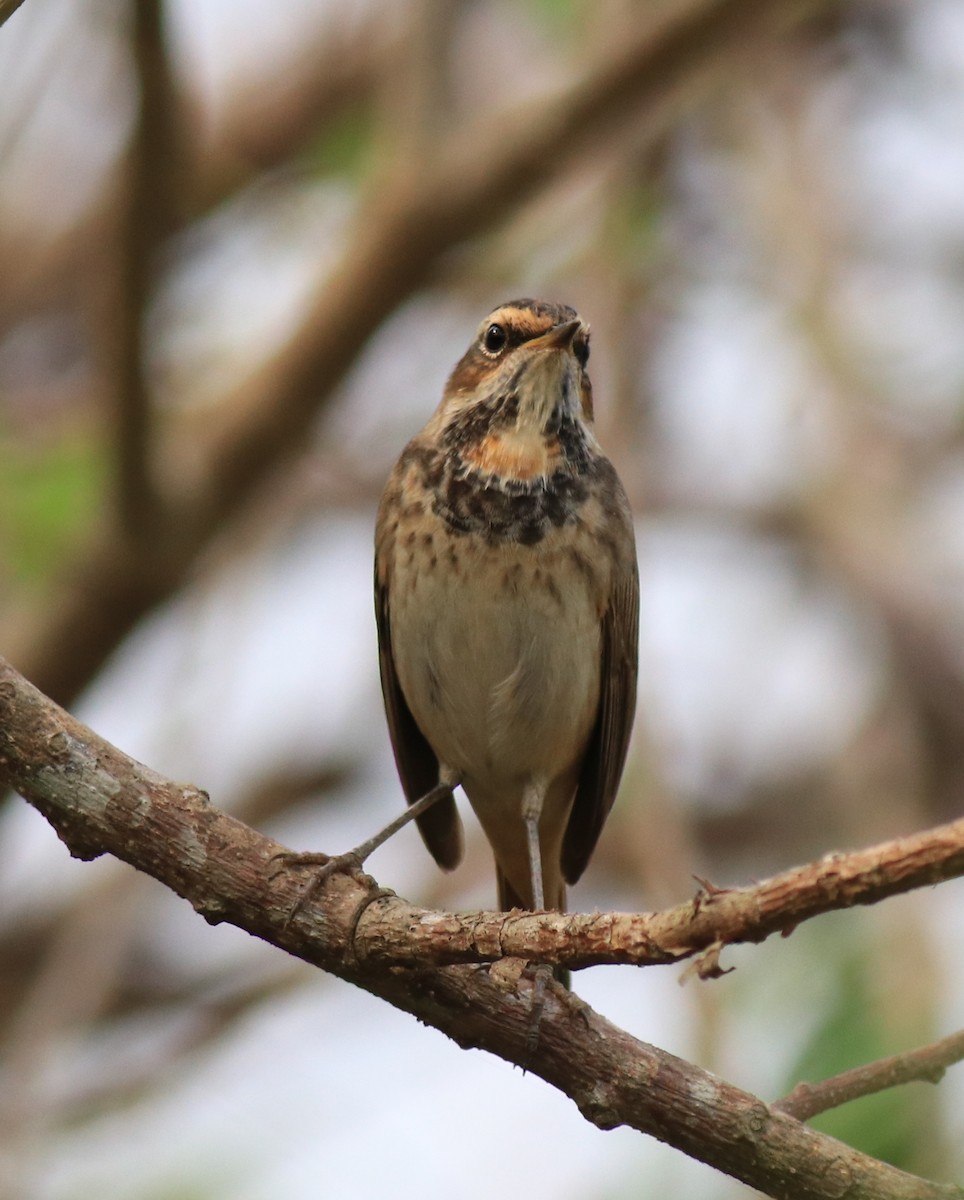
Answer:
xmin=461 ymin=430 xmax=560 ymax=482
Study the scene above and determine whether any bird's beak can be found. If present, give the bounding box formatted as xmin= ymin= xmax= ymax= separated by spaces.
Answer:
xmin=526 ymin=319 xmax=583 ymax=353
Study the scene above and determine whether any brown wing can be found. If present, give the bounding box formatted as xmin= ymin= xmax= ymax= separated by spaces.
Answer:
xmin=374 ymin=567 xmax=463 ymax=870
xmin=561 ymin=523 xmax=639 ymax=885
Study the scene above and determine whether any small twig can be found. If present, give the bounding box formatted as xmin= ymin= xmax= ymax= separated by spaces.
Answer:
xmin=773 ymin=1029 xmax=964 ymax=1123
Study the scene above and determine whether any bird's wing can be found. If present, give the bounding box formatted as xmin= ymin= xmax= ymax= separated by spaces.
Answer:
xmin=561 ymin=509 xmax=639 ymax=885
xmin=374 ymin=555 xmax=463 ymax=871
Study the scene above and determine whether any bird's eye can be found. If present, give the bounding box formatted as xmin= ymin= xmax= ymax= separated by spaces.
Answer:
xmin=574 ymin=337 xmax=590 ymax=368
xmin=482 ymin=323 xmax=507 ymax=355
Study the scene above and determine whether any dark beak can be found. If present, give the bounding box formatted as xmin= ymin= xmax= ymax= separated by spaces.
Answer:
xmin=528 ymin=319 xmax=582 ymax=353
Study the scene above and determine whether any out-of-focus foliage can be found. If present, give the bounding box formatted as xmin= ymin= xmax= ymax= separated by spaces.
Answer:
xmin=0 ymin=432 xmax=104 ymax=589
xmin=784 ymin=936 xmax=932 ymax=1172
xmin=301 ymin=103 xmax=376 ymax=180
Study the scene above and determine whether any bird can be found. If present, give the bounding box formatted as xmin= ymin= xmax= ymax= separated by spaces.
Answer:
xmin=373 ymin=298 xmax=639 ymax=944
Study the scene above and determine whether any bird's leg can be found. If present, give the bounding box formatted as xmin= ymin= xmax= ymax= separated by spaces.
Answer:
xmin=521 ymin=780 xmax=554 ymax=1056
xmin=522 ymin=782 xmax=547 ymax=912
xmin=271 ymin=774 xmax=460 ymax=923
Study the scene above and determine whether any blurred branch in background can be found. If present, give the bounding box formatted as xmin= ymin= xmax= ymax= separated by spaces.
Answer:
xmin=99 ymin=0 xmax=181 ymax=541
xmin=1 ymin=0 xmax=826 ymax=707
xmin=0 ymin=0 xmax=26 ymax=32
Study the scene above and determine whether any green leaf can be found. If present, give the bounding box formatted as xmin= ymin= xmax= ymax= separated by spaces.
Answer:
xmin=0 ymin=430 xmax=104 ymax=591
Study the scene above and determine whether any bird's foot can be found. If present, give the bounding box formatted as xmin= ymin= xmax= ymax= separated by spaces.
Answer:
xmin=524 ymin=964 xmax=551 ymax=1058
xmin=523 ymin=961 xmax=571 ymax=1060
xmin=269 ymin=780 xmax=458 ymax=928
xmin=269 ymin=848 xmax=366 ymax=928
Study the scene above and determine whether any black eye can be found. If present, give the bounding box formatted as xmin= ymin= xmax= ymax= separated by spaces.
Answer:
xmin=574 ymin=336 xmax=590 ymax=368
xmin=482 ymin=323 xmax=507 ymax=355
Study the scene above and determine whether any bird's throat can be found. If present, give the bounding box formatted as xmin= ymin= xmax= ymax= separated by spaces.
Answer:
xmin=460 ymin=426 xmax=556 ymax=483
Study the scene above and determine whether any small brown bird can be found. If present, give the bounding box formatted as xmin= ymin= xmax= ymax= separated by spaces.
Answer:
xmin=374 ymin=299 xmax=639 ymax=926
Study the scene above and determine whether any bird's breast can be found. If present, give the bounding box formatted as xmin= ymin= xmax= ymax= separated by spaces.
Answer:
xmin=387 ymin=503 xmax=605 ymax=794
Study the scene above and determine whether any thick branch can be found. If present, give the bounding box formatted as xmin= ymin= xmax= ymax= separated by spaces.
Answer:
xmin=774 ymin=1030 xmax=964 ymax=1123
xmin=1 ymin=658 xmax=962 ymax=1199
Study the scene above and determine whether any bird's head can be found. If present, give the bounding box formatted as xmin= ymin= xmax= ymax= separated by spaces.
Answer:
xmin=440 ymin=299 xmax=594 ymax=433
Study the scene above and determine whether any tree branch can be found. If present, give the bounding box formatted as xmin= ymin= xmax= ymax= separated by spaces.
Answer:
xmin=119 ymin=0 xmax=178 ymax=533
xmin=774 ymin=1030 xmax=964 ymax=1123
xmin=1 ymin=657 xmax=963 ymax=1199
xmin=0 ymin=0 xmax=27 ymax=31
xmin=94 ymin=0 xmax=182 ymax=542
xmin=341 ymin=818 xmax=964 ymax=971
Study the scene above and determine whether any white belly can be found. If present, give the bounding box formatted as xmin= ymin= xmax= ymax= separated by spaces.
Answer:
xmin=390 ymin=534 xmax=602 ymax=802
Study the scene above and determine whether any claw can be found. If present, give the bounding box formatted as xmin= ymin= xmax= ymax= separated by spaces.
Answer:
xmin=271 ymin=849 xmax=364 ymax=928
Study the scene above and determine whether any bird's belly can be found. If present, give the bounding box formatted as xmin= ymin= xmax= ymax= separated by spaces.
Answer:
xmin=390 ymin=534 xmax=602 ymax=796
